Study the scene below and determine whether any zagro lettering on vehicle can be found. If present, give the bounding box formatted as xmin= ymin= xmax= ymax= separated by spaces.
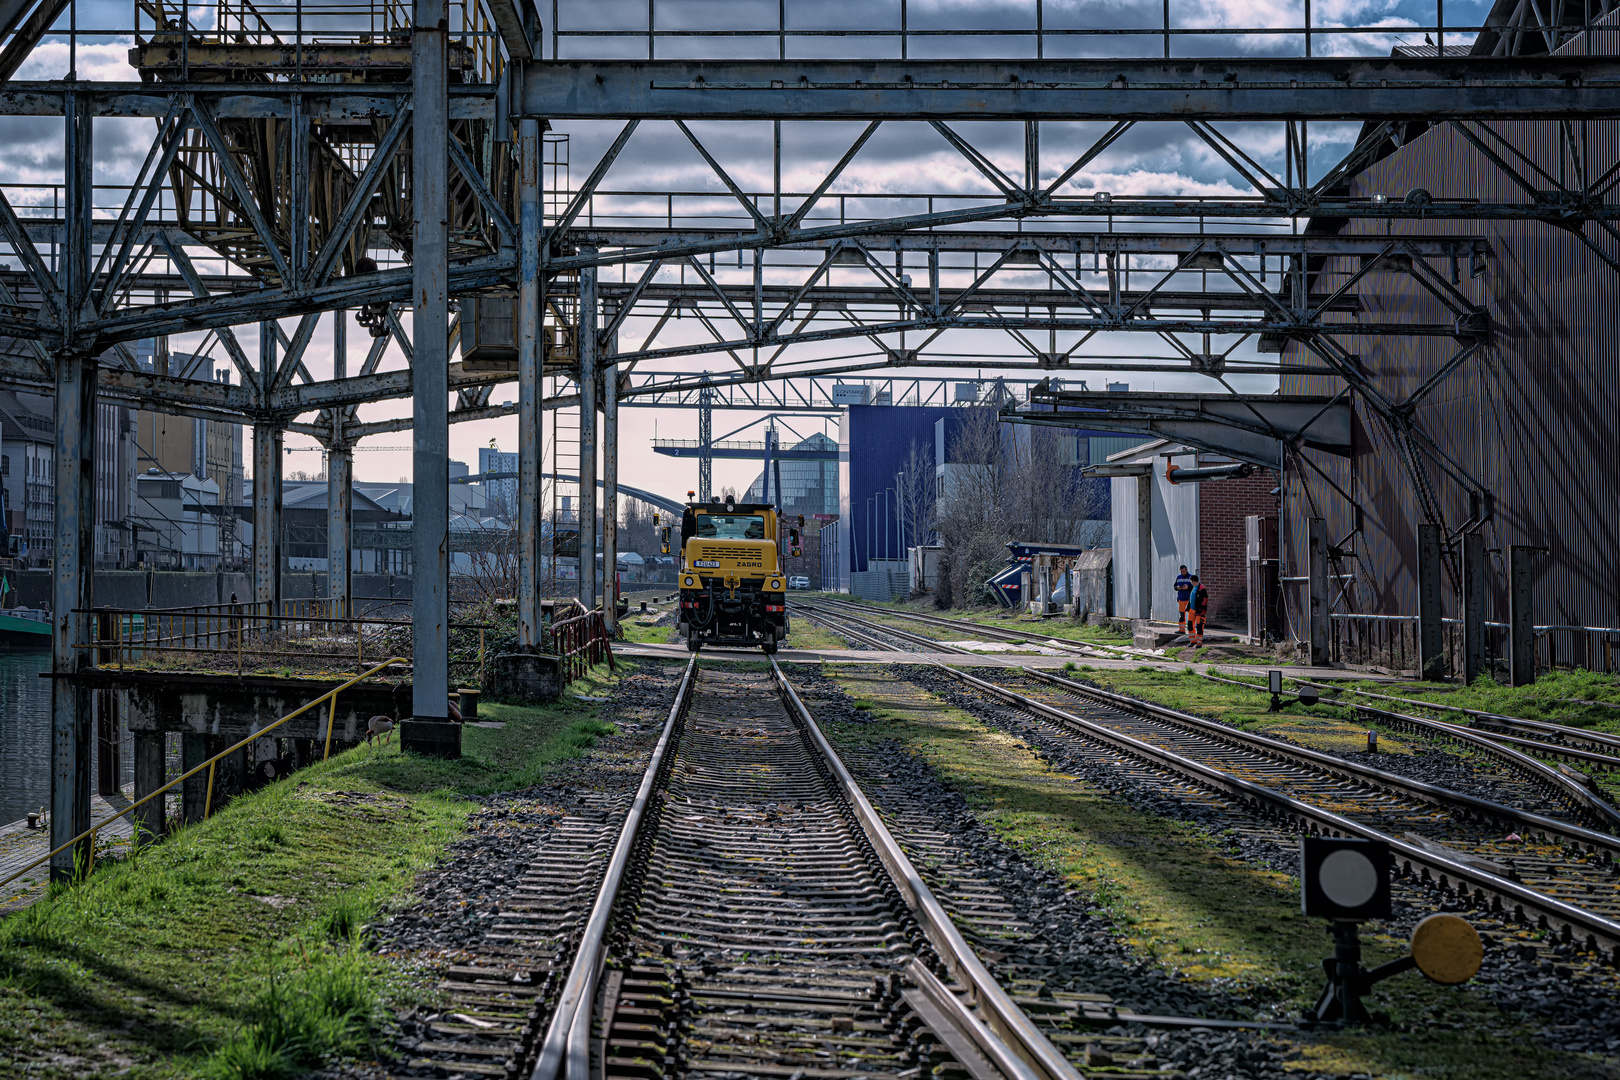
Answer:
xmin=693 ymin=559 xmax=721 ymax=568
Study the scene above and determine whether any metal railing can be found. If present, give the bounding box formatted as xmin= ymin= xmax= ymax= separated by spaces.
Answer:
xmin=1329 ymin=612 xmax=1620 ymax=679
xmin=0 ymin=658 xmax=407 ymax=893
xmin=546 ymin=603 xmax=615 ymax=685
xmin=76 ymin=601 xmax=488 ymax=683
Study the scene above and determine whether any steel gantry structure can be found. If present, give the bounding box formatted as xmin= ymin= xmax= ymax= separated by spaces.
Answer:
xmin=4 ymin=0 xmax=1619 ymax=875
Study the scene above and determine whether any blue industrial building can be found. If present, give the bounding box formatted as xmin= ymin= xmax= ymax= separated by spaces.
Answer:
xmin=826 ymin=404 xmax=1133 ymax=594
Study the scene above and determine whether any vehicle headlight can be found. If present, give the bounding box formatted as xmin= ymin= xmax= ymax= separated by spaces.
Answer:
xmin=684 ymin=575 xmax=695 ymax=587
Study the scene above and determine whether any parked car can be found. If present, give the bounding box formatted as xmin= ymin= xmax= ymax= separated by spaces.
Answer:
xmin=788 ymin=575 xmax=811 ymax=589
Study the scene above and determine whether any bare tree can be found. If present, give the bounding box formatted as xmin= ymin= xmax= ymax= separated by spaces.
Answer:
xmin=936 ymin=407 xmax=1011 ymax=606
xmin=897 ymin=437 xmax=936 ymax=555
xmin=934 ymin=411 xmax=1104 ymax=608
xmin=621 ymin=497 xmax=663 ymax=559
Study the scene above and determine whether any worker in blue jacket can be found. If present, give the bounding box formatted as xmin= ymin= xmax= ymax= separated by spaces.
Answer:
xmin=1174 ymin=565 xmax=1193 ymax=630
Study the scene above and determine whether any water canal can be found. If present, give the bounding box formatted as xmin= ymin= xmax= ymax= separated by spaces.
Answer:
xmin=0 ymin=648 xmax=138 ymax=826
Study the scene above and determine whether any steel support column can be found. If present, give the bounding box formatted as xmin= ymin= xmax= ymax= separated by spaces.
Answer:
xmin=1307 ymin=517 xmax=1329 ymax=666
xmin=412 ymin=0 xmax=451 ymax=719
xmin=253 ymin=421 xmax=283 ymax=612
xmin=578 ymin=256 xmax=598 ymax=610
xmin=1418 ymin=523 xmax=1445 ymax=681
xmin=517 ymin=116 xmax=542 ymax=645
xmin=49 ymin=350 xmax=96 ymax=880
xmin=326 ymin=446 xmax=352 ymax=617
xmin=327 ymin=313 xmax=351 ymax=617
xmin=1462 ymin=530 xmax=1487 ymax=685
xmin=602 ymin=333 xmax=618 ymax=635
xmin=1510 ymin=545 xmax=1537 ymax=687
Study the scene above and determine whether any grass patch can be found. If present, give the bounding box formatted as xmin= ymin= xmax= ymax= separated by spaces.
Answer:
xmin=1075 ymin=666 xmax=1422 ymax=758
xmin=1327 ymin=670 xmax=1620 ymax=734
xmin=618 ymin=619 xmax=677 ymax=645
xmin=816 ymin=664 xmax=1613 ymax=1080
xmin=0 ymin=662 xmax=630 ymax=1078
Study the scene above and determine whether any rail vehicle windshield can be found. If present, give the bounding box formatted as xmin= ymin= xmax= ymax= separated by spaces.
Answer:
xmin=695 ymin=514 xmax=767 ymax=540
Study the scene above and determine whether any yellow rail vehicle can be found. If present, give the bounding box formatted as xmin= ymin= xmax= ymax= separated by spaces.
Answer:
xmin=675 ymin=499 xmax=791 ymax=654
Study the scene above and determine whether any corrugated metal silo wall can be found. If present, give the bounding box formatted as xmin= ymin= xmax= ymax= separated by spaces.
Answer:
xmin=1282 ymin=32 xmax=1620 ymax=632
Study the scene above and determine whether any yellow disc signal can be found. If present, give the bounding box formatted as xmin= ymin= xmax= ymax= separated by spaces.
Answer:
xmin=1410 ymin=914 xmax=1483 ymax=985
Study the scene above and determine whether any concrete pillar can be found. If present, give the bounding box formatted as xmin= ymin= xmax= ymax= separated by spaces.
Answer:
xmin=132 ymin=731 xmax=165 ymax=843
xmin=326 ymin=446 xmax=352 ymax=618
xmin=411 ymin=0 xmax=451 ymax=719
xmin=517 ymin=116 xmax=543 ymax=646
xmin=252 ymin=421 xmax=283 ymax=615
xmin=602 ymin=347 xmax=618 ymax=635
xmin=1307 ymin=517 xmax=1329 ymax=666
xmin=1462 ymin=530 xmax=1487 ymax=685
xmin=578 ymin=256 xmax=598 ymax=609
xmin=1510 ymin=544 xmax=1536 ymax=687
xmin=181 ymin=733 xmax=208 ymax=824
xmin=50 ymin=350 xmax=96 ymax=880
xmin=1417 ymin=523 xmax=1444 ymax=680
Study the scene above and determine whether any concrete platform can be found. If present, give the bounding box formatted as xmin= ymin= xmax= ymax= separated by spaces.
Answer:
xmin=613 ymin=641 xmax=1376 ymax=681
xmin=0 ymin=790 xmax=142 ymax=913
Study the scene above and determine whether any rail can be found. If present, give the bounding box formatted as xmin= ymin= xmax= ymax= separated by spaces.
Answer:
xmin=771 ymin=659 xmax=1077 ymax=1080
xmin=533 ymin=656 xmax=696 ymax=1080
xmin=0 ymin=657 xmax=408 ymax=892
xmin=536 ymin=657 xmax=1077 ymax=1080
xmin=937 ymin=663 xmax=1620 ymax=962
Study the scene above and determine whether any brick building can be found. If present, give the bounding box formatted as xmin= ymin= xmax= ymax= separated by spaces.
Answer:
xmin=1105 ymin=439 xmax=1277 ymax=626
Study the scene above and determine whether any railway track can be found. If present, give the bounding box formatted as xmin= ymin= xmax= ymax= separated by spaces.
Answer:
xmin=805 ymin=599 xmax=1620 ymax=833
xmin=531 ymin=657 xmax=1086 ymax=1080
xmin=792 ymin=602 xmax=1620 ymax=964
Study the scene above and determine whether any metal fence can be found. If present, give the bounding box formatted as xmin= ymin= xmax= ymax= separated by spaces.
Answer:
xmin=75 ymin=600 xmax=491 ymax=684
xmin=1329 ymin=612 xmax=1620 ymax=680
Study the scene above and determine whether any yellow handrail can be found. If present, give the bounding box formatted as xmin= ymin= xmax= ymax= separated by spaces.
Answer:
xmin=0 ymin=657 xmax=409 ymax=894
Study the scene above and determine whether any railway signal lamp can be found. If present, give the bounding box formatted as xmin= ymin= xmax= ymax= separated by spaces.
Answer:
xmin=1300 ymin=838 xmax=1480 ymax=1026
xmin=660 ymin=527 xmax=672 ymax=555
xmin=1268 ymin=669 xmax=1283 ymax=711
xmin=789 ymin=527 xmax=801 ymax=556
xmin=1303 ymin=837 xmax=1390 ymax=922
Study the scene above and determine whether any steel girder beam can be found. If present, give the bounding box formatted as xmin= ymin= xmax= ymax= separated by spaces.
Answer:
xmin=567 ymin=228 xmax=1491 ymax=259
xmin=78 ymin=256 xmax=514 ymax=346
xmin=521 ymin=58 xmax=1620 ymax=121
xmin=1004 ymin=389 xmax=1351 ymax=468
xmin=0 ymin=82 xmax=495 ymax=119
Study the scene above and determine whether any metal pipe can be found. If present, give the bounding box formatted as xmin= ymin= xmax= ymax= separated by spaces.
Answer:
xmin=1163 ymin=461 xmax=1254 ymax=484
xmin=579 ymin=255 xmax=598 ymax=609
xmin=412 ymin=0 xmax=451 ymax=720
xmin=517 ymin=116 xmax=542 ymax=646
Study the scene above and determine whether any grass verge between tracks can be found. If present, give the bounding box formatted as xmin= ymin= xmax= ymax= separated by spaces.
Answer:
xmin=816 ymin=663 xmax=1615 ymax=1080
xmin=0 ymin=662 xmax=628 ymax=1080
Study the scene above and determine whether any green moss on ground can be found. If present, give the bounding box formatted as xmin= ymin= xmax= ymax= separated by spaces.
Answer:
xmin=0 ymin=663 xmax=627 ymax=1079
xmin=815 ymin=664 xmax=1615 ymax=1080
xmin=1071 ymin=665 xmax=1424 ymax=758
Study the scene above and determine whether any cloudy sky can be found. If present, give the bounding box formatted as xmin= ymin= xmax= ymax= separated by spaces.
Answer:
xmin=2 ymin=0 xmax=1496 ymax=507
